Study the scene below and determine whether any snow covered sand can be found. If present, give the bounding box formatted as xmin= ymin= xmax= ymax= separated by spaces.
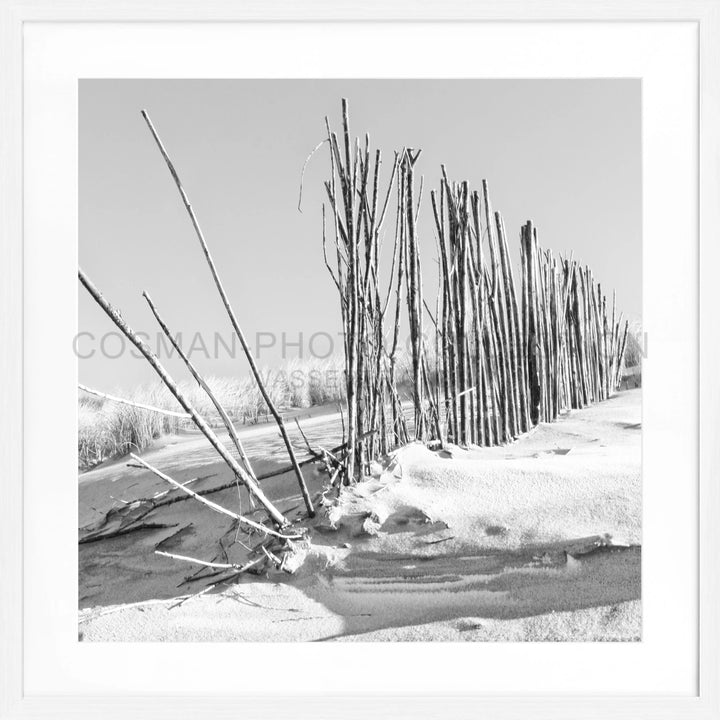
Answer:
xmin=79 ymin=389 xmax=641 ymax=642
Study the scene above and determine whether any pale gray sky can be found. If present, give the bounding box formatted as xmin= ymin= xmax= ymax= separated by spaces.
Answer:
xmin=79 ymin=79 xmax=641 ymax=392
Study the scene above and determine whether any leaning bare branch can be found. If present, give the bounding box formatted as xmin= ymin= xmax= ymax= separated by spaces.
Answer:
xmin=155 ymin=550 xmax=264 ymax=572
xmin=78 ymin=384 xmax=190 ymax=419
xmin=140 ymin=109 xmax=315 ymax=519
xmin=130 ymin=454 xmax=303 ymax=541
xmin=142 ymin=291 xmax=258 ymax=484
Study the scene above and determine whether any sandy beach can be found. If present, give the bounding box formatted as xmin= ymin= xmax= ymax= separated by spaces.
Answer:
xmin=79 ymin=388 xmax=641 ymax=642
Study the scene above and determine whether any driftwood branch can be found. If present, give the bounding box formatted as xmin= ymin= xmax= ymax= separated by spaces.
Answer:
xmin=142 ymin=291 xmax=258 ymax=483
xmin=129 ymin=453 xmax=302 ymax=541
xmin=78 ymin=384 xmax=190 ymax=419
xmin=155 ymin=550 xmax=264 ymax=572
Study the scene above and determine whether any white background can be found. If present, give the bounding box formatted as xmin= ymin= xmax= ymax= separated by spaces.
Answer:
xmin=23 ymin=21 xmax=698 ymax=696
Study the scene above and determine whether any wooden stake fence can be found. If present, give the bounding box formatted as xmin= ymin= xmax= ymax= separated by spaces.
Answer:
xmin=321 ymin=101 xmax=632 ymax=472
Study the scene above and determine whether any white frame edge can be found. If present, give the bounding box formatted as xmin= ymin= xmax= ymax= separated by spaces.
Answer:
xmin=1 ymin=1 xmax=719 ymax=719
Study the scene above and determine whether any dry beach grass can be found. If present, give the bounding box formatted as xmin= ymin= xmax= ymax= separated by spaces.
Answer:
xmin=78 ymin=357 xmax=348 ymax=470
xmin=78 ymin=352 xmax=427 ymax=471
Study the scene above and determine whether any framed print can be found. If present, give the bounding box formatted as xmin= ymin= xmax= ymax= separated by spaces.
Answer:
xmin=1 ymin=2 xmax=719 ymax=719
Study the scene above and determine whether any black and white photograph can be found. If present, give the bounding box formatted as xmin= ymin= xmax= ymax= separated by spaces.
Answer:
xmin=5 ymin=6 xmax=720 ymax=718
xmin=76 ymin=79 xmax=642 ymax=642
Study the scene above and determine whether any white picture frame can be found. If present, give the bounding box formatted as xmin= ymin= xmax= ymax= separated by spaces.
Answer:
xmin=1 ymin=2 xmax=719 ymax=718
